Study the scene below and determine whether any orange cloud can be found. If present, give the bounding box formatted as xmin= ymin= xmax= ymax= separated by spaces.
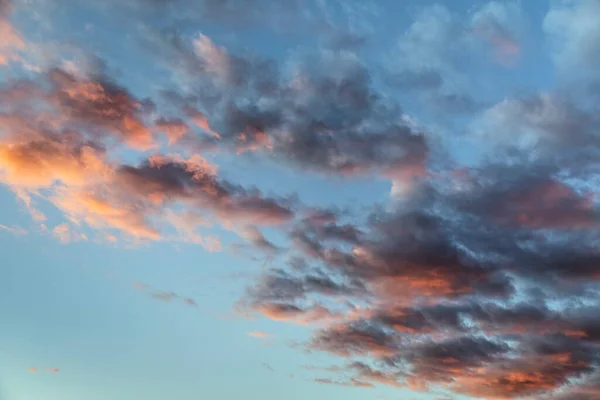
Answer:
xmin=0 ymin=137 xmax=108 ymax=189
xmin=0 ymin=14 xmax=24 ymax=66
xmin=155 ymin=117 xmax=189 ymax=145
xmin=52 ymin=188 xmax=161 ymax=240
xmin=0 ymin=105 xmax=291 ymax=243
xmin=28 ymin=366 xmax=59 ymax=374
xmin=52 ymin=223 xmax=88 ymax=244
xmin=48 ymin=69 xmax=155 ymax=150
xmin=247 ymin=331 xmax=274 ymax=339
xmin=235 ymin=129 xmax=272 ymax=154
xmin=185 ymin=107 xmax=221 ymax=139
xmin=256 ymin=303 xmax=337 ymax=326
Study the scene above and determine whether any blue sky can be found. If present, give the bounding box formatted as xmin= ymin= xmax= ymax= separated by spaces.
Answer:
xmin=2 ymin=1 xmax=600 ymax=399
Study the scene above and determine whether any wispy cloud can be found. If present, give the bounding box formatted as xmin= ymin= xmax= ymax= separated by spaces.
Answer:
xmin=0 ymin=223 xmax=27 ymax=236
xmin=28 ymin=367 xmax=60 ymax=374
xmin=262 ymin=362 xmax=274 ymax=372
xmin=133 ymin=281 xmax=199 ymax=309
xmin=247 ymin=331 xmax=274 ymax=339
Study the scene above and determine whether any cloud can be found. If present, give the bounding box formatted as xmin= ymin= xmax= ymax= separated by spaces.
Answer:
xmin=48 ymin=68 xmax=155 ymax=150
xmin=251 ymin=303 xmax=339 ymax=326
xmin=52 ymin=223 xmax=88 ymax=244
xmin=108 ymin=154 xmax=294 ymax=227
xmin=452 ymin=174 xmax=600 ymax=230
xmin=471 ymin=1 xmax=524 ymax=65
xmin=0 ymin=223 xmax=26 ymax=235
xmin=474 ymin=93 xmax=600 ymax=154
xmin=0 ymin=0 xmax=24 ymax=66
xmin=184 ymin=106 xmax=221 ymax=139
xmin=0 ymin=66 xmax=158 ymax=205
xmin=239 ymin=225 xmax=279 ymax=255
xmin=296 ymin=213 xmax=363 ymax=245
xmin=0 ymin=115 xmax=109 ymax=189
xmin=248 ymin=331 xmax=273 ymax=339
xmin=347 ymin=362 xmax=402 ymax=388
xmin=448 ymin=336 xmax=594 ymax=399
xmin=309 ymin=322 xmax=398 ymax=358
xmin=0 ymin=64 xmax=295 ymax=244
xmin=151 ymin=291 xmax=178 ymax=302
xmin=386 ymin=69 xmax=443 ymax=91
xmin=544 ymin=0 xmax=600 ymax=74
xmin=28 ymin=367 xmax=60 ymax=374
xmin=239 ymin=152 xmax=600 ymax=397
xmin=0 ymin=65 xmax=155 ymax=149
xmin=183 ymin=298 xmax=198 ymax=307
xmin=262 ymin=362 xmax=274 ymax=372
xmin=314 ymin=377 xmax=374 ymax=388
xmin=133 ymin=281 xmax=199 ymax=308
xmin=387 ymin=2 xmax=524 ymax=113
xmin=155 ymin=117 xmax=189 ymax=145
xmin=52 ymin=186 xmax=162 ymax=240
xmin=148 ymin=33 xmax=429 ymax=179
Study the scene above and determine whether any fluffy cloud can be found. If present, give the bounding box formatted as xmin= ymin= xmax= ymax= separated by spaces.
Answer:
xmin=50 ymin=154 xmax=294 ymax=243
xmin=48 ymin=68 xmax=155 ymax=150
xmin=474 ymin=93 xmax=600 ymax=155
xmin=240 ymin=151 xmax=600 ymax=398
xmin=544 ymin=0 xmax=600 ymax=74
xmin=148 ymin=33 xmax=429 ymax=178
xmin=471 ymin=1 xmax=524 ymax=65
xmin=0 ymin=65 xmax=294 ymax=247
xmin=387 ymin=2 xmax=524 ymax=113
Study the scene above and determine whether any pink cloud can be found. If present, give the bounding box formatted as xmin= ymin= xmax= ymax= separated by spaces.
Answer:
xmin=247 ymin=331 xmax=274 ymax=339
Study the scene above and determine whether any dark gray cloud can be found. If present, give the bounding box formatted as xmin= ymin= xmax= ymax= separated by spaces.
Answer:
xmin=113 ymin=156 xmax=295 ymax=226
xmin=147 ymin=33 xmax=429 ymax=177
xmin=0 ymin=0 xmax=12 ymax=15
xmin=134 ymin=281 xmax=199 ymax=308
xmin=240 ymin=149 xmax=600 ymax=397
xmin=243 ymin=266 xmax=364 ymax=308
xmin=309 ymin=321 xmax=398 ymax=358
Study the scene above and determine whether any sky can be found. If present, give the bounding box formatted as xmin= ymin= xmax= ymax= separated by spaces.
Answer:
xmin=1 ymin=0 xmax=600 ymax=399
